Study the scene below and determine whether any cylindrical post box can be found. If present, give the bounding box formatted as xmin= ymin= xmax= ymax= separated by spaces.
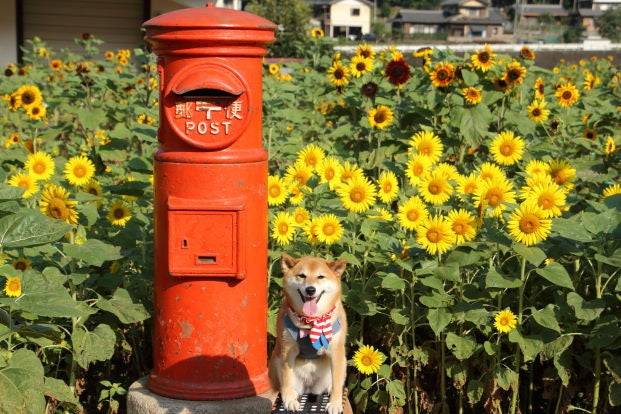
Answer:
xmin=143 ymin=4 xmax=275 ymax=400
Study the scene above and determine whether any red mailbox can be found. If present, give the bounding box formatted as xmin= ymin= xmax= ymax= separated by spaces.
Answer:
xmin=143 ymin=4 xmax=275 ymax=400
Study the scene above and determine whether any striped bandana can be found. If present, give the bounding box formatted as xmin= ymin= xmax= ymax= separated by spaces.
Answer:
xmin=290 ymin=305 xmax=336 ymax=350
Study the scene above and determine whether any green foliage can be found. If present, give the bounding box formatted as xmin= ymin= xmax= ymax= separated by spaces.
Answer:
xmin=598 ymin=7 xmax=621 ymax=42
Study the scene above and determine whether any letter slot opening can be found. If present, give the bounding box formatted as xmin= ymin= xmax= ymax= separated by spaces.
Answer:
xmin=197 ymin=255 xmax=217 ymax=264
xmin=177 ymin=88 xmax=240 ymax=101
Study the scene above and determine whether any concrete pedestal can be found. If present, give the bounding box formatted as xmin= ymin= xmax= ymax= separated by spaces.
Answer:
xmin=127 ymin=378 xmax=277 ymax=414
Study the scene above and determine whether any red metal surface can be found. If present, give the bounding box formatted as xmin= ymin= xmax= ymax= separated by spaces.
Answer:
xmin=143 ymin=4 xmax=275 ymax=400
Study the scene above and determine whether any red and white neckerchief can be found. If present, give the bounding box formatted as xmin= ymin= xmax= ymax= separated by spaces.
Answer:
xmin=288 ymin=304 xmax=336 ymax=347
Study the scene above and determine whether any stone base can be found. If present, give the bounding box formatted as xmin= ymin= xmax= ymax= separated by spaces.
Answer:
xmin=127 ymin=377 xmax=277 ymax=414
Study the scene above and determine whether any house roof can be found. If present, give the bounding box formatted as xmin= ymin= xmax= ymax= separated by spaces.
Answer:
xmin=578 ymin=8 xmax=604 ymax=17
xmin=307 ymin=0 xmax=373 ymax=6
xmin=441 ymin=0 xmax=489 ymax=7
xmin=518 ymin=4 xmax=568 ymax=17
xmin=392 ymin=9 xmax=446 ymax=24
xmin=446 ymin=7 xmax=504 ymax=24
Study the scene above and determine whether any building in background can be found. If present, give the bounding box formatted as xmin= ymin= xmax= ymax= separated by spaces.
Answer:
xmin=309 ymin=0 xmax=373 ymax=39
xmin=392 ymin=0 xmax=505 ymax=41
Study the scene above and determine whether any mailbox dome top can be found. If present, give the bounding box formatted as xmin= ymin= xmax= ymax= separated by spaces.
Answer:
xmin=143 ymin=4 xmax=276 ymax=31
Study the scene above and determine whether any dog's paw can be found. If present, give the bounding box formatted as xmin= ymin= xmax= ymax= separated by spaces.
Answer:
xmin=326 ymin=401 xmax=343 ymax=414
xmin=281 ymin=391 xmax=301 ymax=412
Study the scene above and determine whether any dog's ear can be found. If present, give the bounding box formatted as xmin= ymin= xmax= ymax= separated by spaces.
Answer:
xmin=281 ymin=254 xmax=298 ymax=274
xmin=328 ymin=259 xmax=347 ymax=278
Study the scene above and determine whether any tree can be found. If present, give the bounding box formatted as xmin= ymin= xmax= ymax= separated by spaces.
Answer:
xmin=597 ymin=7 xmax=621 ymax=41
xmin=246 ymin=0 xmax=311 ymax=57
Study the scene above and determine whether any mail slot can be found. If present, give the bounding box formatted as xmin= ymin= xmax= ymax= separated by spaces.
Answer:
xmin=143 ymin=3 xmax=275 ymax=401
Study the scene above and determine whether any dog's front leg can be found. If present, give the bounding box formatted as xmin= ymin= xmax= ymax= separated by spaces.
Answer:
xmin=281 ymin=345 xmax=301 ymax=412
xmin=326 ymin=346 xmax=346 ymax=414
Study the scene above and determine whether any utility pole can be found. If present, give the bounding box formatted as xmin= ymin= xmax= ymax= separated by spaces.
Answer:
xmin=513 ymin=0 xmax=520 ymax=41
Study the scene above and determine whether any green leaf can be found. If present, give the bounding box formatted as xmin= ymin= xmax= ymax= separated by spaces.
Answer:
xmin=495 ymin=366 xmax=518 ymax=391
xmin=445 ymin=332 xmax=477 ymax=360
xmin=389 ymin=308 xmax=409 ymax=325
xmin=77 ymin=107 xmax=106 ymax=130
xmin=508 ymin=330 xmax=543 ymax=362
xmin=77 ymin=203 xmax=99 ymax=227
xmin=552 ymin=217 xmax=592 ymax=242
xmin=0 ymin=184 xmax=24 ymax=200
xmin=427 ymin=308 xmax=452 ymax=337
xmin=535 ymin=263 xmax=574 ymax=290
xmin=461 ymin=69 xmax=478 ymax=86
xmin=595 ymin=252 xmax=621 ymax=268
xmin=567 ymin=292 xmax=605 ymax=321
xmin=467 ymin=379 xmax=484 ymax=404
xmin=0 ymin=210 xmax=72 ymax=249
xmin=63 ymin=239 xmax=123 ymax=266
xmin=14 ymin=274 xmax=91 ymax=319
xmin=532 ymin=305 xmax=561 ymax=333
xmin=43 ymin=377 xmax=80 ymax=406
xmin=485 ymin=267 xmax=521 ymax=289
xmin=512 ymin=243 xmax=546 ymax=266
xmin=71 ymin=324 xmax=116 ymax=369
xmin=582 ymin=210 xmax=619 ymax=235
xmin=434 ymin=265 xmax=460 ymax=282
xmin=609 ymin=383 xmax=621 ymax=406
xmin=381 ymin=273 xmax=406 ymax=292
xmin=96 ymin=288 xmax=149 ymax=324
xmin=386 ymin=380 xmax=406 ymax=405
xmin=0 ymin=349 xmax=45 ymax=414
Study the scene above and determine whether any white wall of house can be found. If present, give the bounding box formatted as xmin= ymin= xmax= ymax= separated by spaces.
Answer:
xmin=330 ymin=0 xmax=371 ymax=37
xmin=0 ymin=0 xmax=17 ymax=66
xmin=151 ymin=0 xmax=240 ymax=15
xmin=592 ymin=0 xmax=621 ymax=10
xmin=410 ymin=25 xmax=438 ymax=34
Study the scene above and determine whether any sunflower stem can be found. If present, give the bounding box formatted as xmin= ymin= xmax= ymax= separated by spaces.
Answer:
xmin=440 ymin=331 xmax=447 ymax=414
xmin=410 ymin=278 xmax=419 ymax=414
xmin=510 ymin=256 xmax=527 ymax=414
xmin=592 ymin=265 xmax=603 ymax=414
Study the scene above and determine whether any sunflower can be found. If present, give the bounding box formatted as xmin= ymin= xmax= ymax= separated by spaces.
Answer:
xmin=304 ymin=217 xmax=320 ymax=244
xmin=477 ymin=162 xmax=505 ymax=182
xmin=418 ymin=170 xmax=453 ymax=205
xmin=327 ymin=61 xmax=349 ymax=87
xmin=297 ymin=144 xmax=325 ymax=171
xmin=8 ymin=172 xmax=38 ymax=198
xmin=525 ymin=160 xmax=550 ymax=177
xmin=462 ymin=87 xmax=482 ymax=105
xmin=353 ymin=345 xmax=385 ymax=375
xmin=39 ymin=184 xmax=78 ymax=224
xmin=524 ymin=182 xmax=566 ymax=218
xmin=350 ymin=55 xmax=373 ymax=78
xmin=430 ymin=62 xmax=455 ymax=88
xmin=368 ymin=207 xmax=393 ymax=221
xmin=271 ymin=212 xmax=295 ymax=246
xmin=583 ymin=127 xmax=596 ymax=140
xmin=377 ymin=171 xmax=399 ymax=203
xmin=338 ymin=177 xmax=376 ymax=213
xmin=12 ymin=257 xmax=31 ymax=271
xmin=368 ymin=105 xmax=394 ymax=129
xmin=83 ymin=180 xmax=103 ymax=203
xmin=474 ymin=177 xmax=516 ymax=217
xmin=603 ymin=184 xmax=621 ymax=198
xmin=50 ymin=59 xmax=63 ymax=71
xmin=104 ymin=50 xmax=115 ymax=60
xmin=447 ymin=209 xmax=477 ymax=245
xmin=397 ymin=196 xmax=428 ymax=231
xmin=340 ymin=162 xmax=365 ymax=184
xmin=15 ymin=85 xmax=43 ymax=108
xmin=316 ymin=157 xmax=342 ymax=189
xmin=3 ymin=276 xmax=22 ymax=297
xmin=507 ymin=201 xmax=552 ymax=246
xmin=494 ymin=309 xmax=517 ymax=334
xmin=289 ymin=185 xmax=306 ymax=205
xmin=107 ymin=200 xmax=132 ymax=227
xmin=555 ymin=83 xmax=580 ymax=107
xmin=267 ymin=175 xmax=289 ymax=206
xmin=315 ymin=214 xmax=343 ymax=245
xmin=385 ymin=58 xmax=410 ymax=87
xmin=583 ymin=71 xmax=601 ymax=91
xmin=434 ymin=163 xmax=459 ymax=181
xmin=410 ymin=130 xmax=443 ymax=163
xmin=520 ymin=46 xmax=536 ymax=61
xmin=25 ymin=151 xmax=55 ymax=181
xmin=4 ymin=132 xmax=20 ymax=148
xmin=493 ymin=77 xmax=511 ymax=93
xmin=355 ymin=44 xmax=375 ymax=60
xmin=503 ymin=61 xmax=527 ymax=86
xmin=309 ymin=27 xmax=324 ymax=38
xmin=360 ymin=81 xmax=379 ymax=99
xmin=534 ymin=77 xmax=545 ymax=100
xmin=470 ymin=44 xmax=495 ymax=72
xmin=285 ymin=161 xmax=313 ymax=187
xmin=26 ymin=104 xmax=46 ymax=121
xmin=8 ymin=92 xmax=21 ymax=110
xmin=605 ymin=136 xmax=616 ymax=155
xmin=548 ymin=159 xmax=576 ymax=190
xmin=292 ymin=207 xmax=310 ymax=227
xmin=268 ymin=63 xmax=280 ymax=75
xmin=416 ymin=215 xmax=455 ymax=255
xmin=456 ymin=173 xmax=479 ymax=198
xmin=64 ymin=155 xmax=96 ymax=186
xmin=404 ymin=155 xmax=432 ymax=187
xmin=527 ymin=100 xmax=550 ymax=123
xmin=490 ymin=131 xmax=525 ymax=166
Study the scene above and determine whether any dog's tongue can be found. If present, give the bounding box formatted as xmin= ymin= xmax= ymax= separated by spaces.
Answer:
xmin=303 ymin=298 xmax=318 ymax=316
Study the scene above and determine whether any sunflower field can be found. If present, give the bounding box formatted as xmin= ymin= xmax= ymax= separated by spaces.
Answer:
xmin=0 ymin=32 xmax=620 ymax=414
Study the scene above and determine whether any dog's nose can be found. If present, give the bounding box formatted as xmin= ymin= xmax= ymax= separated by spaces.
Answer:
xmin=305 ymin=286 xmax=316 ymax=296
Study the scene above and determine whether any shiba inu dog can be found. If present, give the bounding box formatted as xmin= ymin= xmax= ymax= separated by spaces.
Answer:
xmin=269 ymin=254 xmax=351 ymax=414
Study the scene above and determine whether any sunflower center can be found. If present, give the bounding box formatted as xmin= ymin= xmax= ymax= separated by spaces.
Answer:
xmin=356 ymin=62 xmax=366 ymax=71
xmin=383 ymin=182 xmax=392 ymax=192
xmin=437 ymin=70 xmax=448 ymax=81
xmin=391 ymin=66 xmax=404 ymax=77
xmin=73 ymin=165 xmax=86 ymax=177
xmin=361 ymin=355 xmax=373 ymax=366
xmin=374 ymin=111 xmax=386 ymax=123
xmin=465 ymin=183 xmax=476 ymax=193
xmin=113 ymin=208 xmax=126 ymax=219
xmin=18 ymin=179 xmax=29 ymax=189
xmin=88 ymin=187 xmax=99 ymax=195
xmin=325 ymin=169 xmax=335 ymax=180
xmin=350 ymin=188 xmax=365 ymax=202
xmin=508 ymin=69 xmax=520 ymax=81
xmin=499 ymin=315 xmax=510 ymax=326
xmin=420 ymin=144 xmax=432 ymax=155
xmin=22 ymin=91 xmax=35 ymax=105
xmin=334 ymin=69 xmax=344 ymax=79
xmin=31 ymin=107 xmax=40 ymax=115
xmin=487 ymin=191 xmax=501 ymax=206
xmin=478 ymin=52 xmax=489 ymax=63
xmin=278 ymin=223 xmax=289 ymax=234
xmin=532 ymin=108 xmax=541 ymax=116
xmin=48 ymin=198 xmax=68 ymax=219
xmin=426 ymin=229 xmax=441 ymax=243
xmin=539 ymin=195 xmax=553 ymax=208
xmin=412 ymin=164 xmax=423 ymax=175
xmin=14 ymin=261 xmax=27 ymax=271
xmin=7 ymin=279 xmax=20 ymax=291
xmin=33 ymin=161 xmax=46 ymax=174
xmin=323 ymin=223 xmax=335 ymax=235
xmin=500 ymin=143 xmax=514 ymax=156
xmin=562 ymin=91 xmax=572 ymax=100
xmin=453 ymin=223 xmax=464 ymax=234
xmin=428 ymin=182 xmax=441 ymax=195
xmin=407 ymin=209 xmax=419 ymax=221
xmin=295 ymin=214 xmax=306 ymax=223
xmin=519 ymin=213 xmax=540 ymax=234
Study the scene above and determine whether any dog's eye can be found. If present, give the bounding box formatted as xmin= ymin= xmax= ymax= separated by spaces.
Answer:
xmin=297 ymin=273 xmax=306 ymax=279
xmin=317 ymin=275 xmax=325 ymax=279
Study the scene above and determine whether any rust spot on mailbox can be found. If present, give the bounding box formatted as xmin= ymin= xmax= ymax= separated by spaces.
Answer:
xmin=144 ymin=3 xmax=275 ymax=402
